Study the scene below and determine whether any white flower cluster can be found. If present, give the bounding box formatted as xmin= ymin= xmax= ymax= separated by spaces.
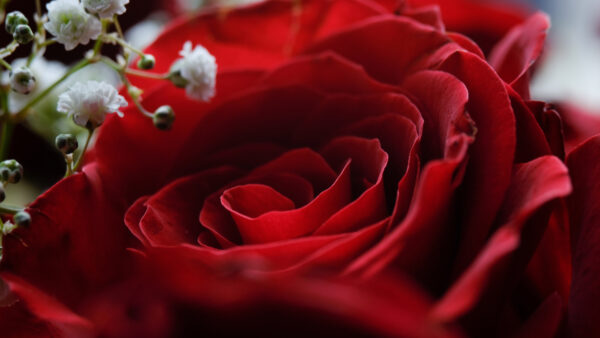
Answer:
xmin=57 ymin=80 xmax=127 ymax=128
xmin=44 ymin=0 xmax=130 ymax=50
xmin=83 ymin=0 xmax=130 ymax=19
xmin=171 ymin=41 xmax=217 ymax=102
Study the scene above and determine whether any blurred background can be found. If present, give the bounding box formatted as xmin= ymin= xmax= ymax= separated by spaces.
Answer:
xmin=1 ymin=0 xmax=599 ymax=204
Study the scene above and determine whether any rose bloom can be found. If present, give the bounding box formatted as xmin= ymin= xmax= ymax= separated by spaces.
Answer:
xmin=1 ymin=0 xmax=598 ymax=337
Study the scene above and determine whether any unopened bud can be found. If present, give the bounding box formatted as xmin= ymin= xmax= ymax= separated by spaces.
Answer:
xmin=55 ymin=134 xmax=78 ymax=154
xmin=13 ymin=24 xmax=33 ymax=44
xmin=168 ymin=61 xmax=188 ymax=88
xmin=153 ymin=105 xmax=175 ymax=130
xmin=9 ymin=67 xmax=36 ymax=95
xmin=13 ymin=211 xmax=31 ymax=228
xmin=0 ymin=160 xmax=23 ymax=184
xmin=137 ymin=54 xmax=155 ymax=70
xmin=5 ymin=11 xmax=28 ymax=34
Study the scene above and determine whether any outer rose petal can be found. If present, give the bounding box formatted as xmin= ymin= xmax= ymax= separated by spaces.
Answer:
xmin=555 ymin=103 xmax=600 ymax=153
xmin=407 ymin=0 xmax=528 ymax=54
xmin=438 ymin=51 xmax=516 ymax=275
xmin=566 ymin=135 xmax=600 ymax=338
xmin=0 ymin=274 xmax=93 ymax=337
xmin=1 ymin=164 xmax=132 ymax=308
xmin=345 ymin=70 xmax=475 ymax=285
xmin=100 ymin=247 xmax=462 ymax=338
xmin=434 ymin=156 xmax=571 ymax=335
xmin=94 ymin=69 xmax=264 ymax=204
xmin=489 ymin=12 xmax=550 ymax=99
xmin=134 ymin=0 xmax=388 ymax=90
xmin=305 ymin=16 xmax=452 ymax=84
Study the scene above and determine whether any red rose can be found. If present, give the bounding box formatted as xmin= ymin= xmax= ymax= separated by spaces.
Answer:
xmin=0 ymin=1 xmax=592 ymax=337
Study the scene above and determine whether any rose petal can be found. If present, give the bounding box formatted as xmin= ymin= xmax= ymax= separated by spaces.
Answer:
xmin=525 ymin=101 xmax=565 ymax=160
xmin=431 ymin=226 xmax=520 ymax=322
xmin=566 ymin=135 xmax=600 ymax=338
xmin=305 ymin=16 xmax=451 ymax=84
xmin=311 ymin=137 xmax=388 ymax=235
xmin=94 ymin=70 xmax=265 ymax=204
xmin=170 ymin=86 xmax=324 ymax=179
xmin=489 ymin=12 xmax=550 ymax=99
xmin=2 ymin=164 xmax=132 ymax=308
xmin=125 ymin=167 xmax=243 ymax=247
xmin=446 ymin=32 xmax=485 ymax=59
xmin=344 ymin=134 xmax=473 ymax=282
xmin=433 ymin=156 xmax=571 ymax=332
xmin=339 ymin=113 xmax=419 ymax=224
xmin=438 ymin=51 xmax=516 ymax=274
xmin=402 ymin=5 xmax=444 ymax=30
xmin=1 ymin=274 xmax=94 ymax=337
xmin=222 ymin=162 xmax=352 ymax=244
xmin=407 ymin=0 xmax=528 ymax=54
xmin=259 ymin=52 xmax=393 ymax=94
xmin=508 ymin=85 xmax=553 ymax=163
xmin=293 ymin=92 xmax=423 ymax=148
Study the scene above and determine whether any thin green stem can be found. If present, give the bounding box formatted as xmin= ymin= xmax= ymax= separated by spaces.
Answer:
xmin=28 ymin=0 xmax=47 ymax=67
xmin=0 ymin=40 xmax=19 ymax=59
xmin=38 ymin=38 xmax=57 ymax=49
xmin=14 ymin=58 xmax=93 ymax=121
xmin=0 ymin=122 xmax=14 ymax=160
xmin=0 ymin=0 xmax=11 ymax=23
xmin=125 ymin=68 xmax=168 ymax=80
xmin=0 ymin=58 xmax=11 ymax=70
xmin=0 ymin=89 xmax=12 ymax=160
xmin=72 ymin=128 xmax=93 ymax=173
xmin=100 ymin=57 xmax=153 ymax=118
xmin=104 ymin=35 xmax=145 ymax=57
xmin=35 ymin=0 xmax=42 ymax=17
xmin=0 ymin=204 xmax=22 ymax=215
xmin=114 ymin=15 xmax=125 ymax=40
xmin=63 ymin=154 xmax=73 ymax=178
xmin=92 ymin=20 xmax=110 ymax=57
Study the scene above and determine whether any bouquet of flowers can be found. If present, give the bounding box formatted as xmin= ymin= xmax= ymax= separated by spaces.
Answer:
xmin=0 ymin=0 xmax=597 ymax=337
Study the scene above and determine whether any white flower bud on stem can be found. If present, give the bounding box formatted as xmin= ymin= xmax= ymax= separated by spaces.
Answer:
xmin=9 ymin=67 xmax=36 ymax=95
xmin=153 ymin=105 xmax=175 ymax=130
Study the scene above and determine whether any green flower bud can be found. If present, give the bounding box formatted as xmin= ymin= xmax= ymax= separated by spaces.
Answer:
xmin=168 ymin=60 xmax=188 ymax=88
xmin=13 ymin=24 xmax=33 ymax=44
xmin=0 ymin=160 xmax=23 ymax=184
xmin=55 ymin=134 xmax=79 ymax=154
xmin=5 ymin=11 xmax=28 ymax=34
xmin=13 ymin=211 xmax=31 ymax=228
xmin=9 ymin=67 xmax=36 ymax=95
xmin=153 ymin=105 xmax=175 ymax=131
xmin=137 ymin=54 xmax=155 ymax=70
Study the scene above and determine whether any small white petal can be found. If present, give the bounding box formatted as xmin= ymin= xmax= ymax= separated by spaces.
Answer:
xmin=173 ymin=41 xmax=217 ymax=102
xmin=57 ymin=81 xmax=127 ymax=128
xmin=44 ymin=0 xmax=101 ymax=51
xmin=83 ymin=0 xmax=129 ymax=19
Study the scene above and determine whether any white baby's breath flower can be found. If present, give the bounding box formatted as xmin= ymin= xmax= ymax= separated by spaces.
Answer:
xmin=83 ymin=0 xmax=129 ymax=19
xmin=44 ymin=0 xmax=102 ymax=51
xmin=170 ymin=41 xmax=217 ymax=102
xmin=57 ymin=81 xmax=127 ymax=128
